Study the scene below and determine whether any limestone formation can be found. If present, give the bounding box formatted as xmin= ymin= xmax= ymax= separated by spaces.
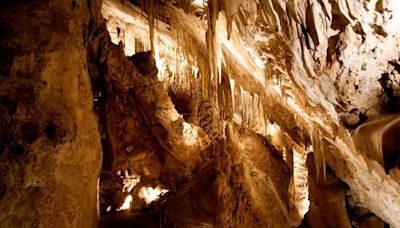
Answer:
xmin=0 ymin=0 xmax=102 ymax=227
xmin=1 ymin=0 xmax=400 ymax=227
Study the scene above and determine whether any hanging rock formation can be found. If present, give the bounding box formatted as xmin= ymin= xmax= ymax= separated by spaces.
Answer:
xmin=1 ymin=0 xmax=400 ymax=227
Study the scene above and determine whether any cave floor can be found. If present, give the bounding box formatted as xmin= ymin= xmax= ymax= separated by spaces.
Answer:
xmin=99 ymin=212 xmax=161 ymax=228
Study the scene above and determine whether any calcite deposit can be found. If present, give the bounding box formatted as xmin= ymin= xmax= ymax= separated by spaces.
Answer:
xmin=1 ymin=0 xmax=400 ymax=227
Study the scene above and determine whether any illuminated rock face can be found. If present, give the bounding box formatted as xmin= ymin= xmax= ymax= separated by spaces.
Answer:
xmin=98 ymin=0 xmax=400 ymax=226
xmin=96 ymin=39 xmax=294 ymax=227
xmin=1 ymin=0 xmax=400 ymax=227
xmin=214 ymin=125 xmax=292 ymax=227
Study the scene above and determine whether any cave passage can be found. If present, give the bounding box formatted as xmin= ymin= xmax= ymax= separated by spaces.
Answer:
xmin=1 ymin=0 xmax=400 ymax=227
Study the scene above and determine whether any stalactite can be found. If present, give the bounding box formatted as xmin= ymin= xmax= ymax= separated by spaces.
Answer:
xmin=252 ymin=94 xmax=259 ymax=130
xmin=219 ymin=0 xmax=240 ymax=39
xmin=103 ymin=0 xmax=288 ymax=140
xmin=103 ymin=0 xmax=314 ymax=145
xmin=103 ymin=10 xmax=210 ymax=103
xmin=123 ymin=24 xmax=134 ymax=56
xmin=206 ymin=0 xmax=222 ymax=103
xmin=292 ymin=149 xmax=310 ymax=219
xmin=241 ymin=88 xmax=248 ymax=129
xmin=229 ymin=77 xmax=236 ymax=112
xmin=258 ymin=99 xmax=267 ymax=136
xmin=144 ymin=0 xmax=156 ymax=56
xmin=106 ymin=17 xmax=120 ymax=45
xmin=167 ymin=12 xmax=210 ymax=100
xmin=309 ymin=123 xmax=327 ymax=182
xmin=98 ymin=1 xmax=400 ymax=226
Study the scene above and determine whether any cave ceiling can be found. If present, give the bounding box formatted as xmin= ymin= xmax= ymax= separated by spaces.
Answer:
xmin=101 ymin=0 xmax=400 ymax=225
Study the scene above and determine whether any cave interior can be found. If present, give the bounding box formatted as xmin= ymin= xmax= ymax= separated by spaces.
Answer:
xmin=1 ymin=0 xmax=400 ymax=227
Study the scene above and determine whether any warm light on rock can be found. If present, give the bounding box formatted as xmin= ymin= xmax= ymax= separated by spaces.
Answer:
xmin=116 ymin=195 xmax=133 ymax=211
xmin=119 ymin=170 xmax=141 ymax=193
xmin=182 ymin=122 xmax=199 ymax=146
xmin=3 ymin=0 xmax=400 ymax=227
xmin=138 ymin=186 xmax=169 ymax=205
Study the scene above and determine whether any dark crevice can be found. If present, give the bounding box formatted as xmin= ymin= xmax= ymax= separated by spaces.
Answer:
xmin=12 ymin=144 xmax=25 ymax=155
xmin=326 ymin=33 xmax=341 ymax=66
xmin=305 ymin=4 xmax=319 ymax=47
xmin=301 ymin=23 xmax=311 ymax=49
xmin=45 ymin=124 xmax=58 ymax=140
xmin=352 ymin=22 xmax=366 ymax=43
xmin=371 ymin=24 xmax=388 ymax=38
xmin=128 ymin=51 xmax=158 ymax=76
xmin=378 ymin=72 xmax=400 ymax=113
xmin=388 ymin=60 xmax=400 ymax=74
xmin=20 ymin=122 xmax=40 ymax=144
xmin=375 ymin=0 xmax=385 ymax=13
xmin=382 ymin=123 xmax=400 ymax=174
xmin=168 ymin=91 xmax=192 ymax=120
xmin=329 ymin=0 xmax=350 ymax=30
xmin=72 ymin=0 xmax=78 ymax=9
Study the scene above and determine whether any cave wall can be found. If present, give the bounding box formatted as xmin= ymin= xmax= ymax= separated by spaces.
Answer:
xmin=300 ymin=153 xmax=351 ymax=228
xmin=1 ymin=0 xmax=400 ymax=227
xmin=0 ymin=0 xmax=102 ymax=227
xmin=214 ymin=125 xmax=292 ymax=227
xmin=96 ymin=36 xmax=296 ymax=226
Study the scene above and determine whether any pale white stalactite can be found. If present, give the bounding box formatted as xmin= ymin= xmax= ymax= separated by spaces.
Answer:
xmin=293 ymin=149 xmax=310 ymax=219
xmin=252 ymin=94 xmax=259 ymax=131
xmin=241 ymin=89 xmax=247 ymax=129
xmin=106 ymin=17 xmax=120 ymax=45
xmin=229 ymin=77 xmax=235 ymax=112
xmin=256 ymin=99 xmax=264 ymax=135
xmin=206 ymin=0 xmax=222 ymax=86
xmin=244 ymin=92 xmax=250 ymax=129
xmin=124 ymin=24 xmax=136 ymax=56
xmin=309 ymin=122 xmax=327 ymax=182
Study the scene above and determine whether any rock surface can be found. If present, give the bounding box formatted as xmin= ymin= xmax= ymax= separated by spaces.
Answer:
xmin=0 ymin=0 xmax=102 ymax=227
xmin=2 ymin=0 xmax=400 ymax=227
xmin=300 ymin=153 xmax=351 ymax=228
